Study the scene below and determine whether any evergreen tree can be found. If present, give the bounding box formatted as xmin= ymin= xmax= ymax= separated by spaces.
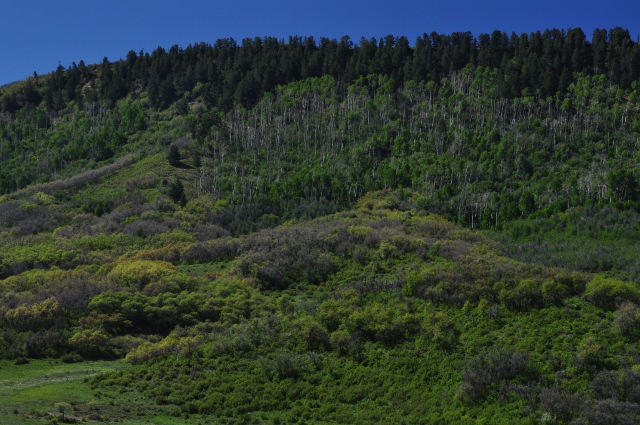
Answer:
xmin=167 ymin=145 xmax=181 ymax=166
xmin=168 ymin=178 xmax=187 ymax=206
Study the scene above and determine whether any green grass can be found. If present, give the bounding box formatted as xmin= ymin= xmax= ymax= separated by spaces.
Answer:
xmin=0 ymin=359 xmax=225 ymax=424
xmin=0 ymin=359 xmax=127 ymax=424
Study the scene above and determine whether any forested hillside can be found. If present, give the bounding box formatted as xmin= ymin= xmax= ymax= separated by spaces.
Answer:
xmin=1 ymin=26 xmax=639 ymax=198
xmin=0 ymin=27 xmax=640 ymax=424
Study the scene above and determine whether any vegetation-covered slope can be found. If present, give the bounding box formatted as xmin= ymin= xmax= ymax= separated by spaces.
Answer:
xmin=1 ymin=28 xmax=639 ymax=222
xmin=1 ymin=181 xmax=640 ymax=423
xmin=1 ymin=27 xmax=640 ymax=424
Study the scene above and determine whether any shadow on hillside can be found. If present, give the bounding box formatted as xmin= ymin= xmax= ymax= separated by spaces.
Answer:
xmin=171 ymin=162 xmax=194 ymax=170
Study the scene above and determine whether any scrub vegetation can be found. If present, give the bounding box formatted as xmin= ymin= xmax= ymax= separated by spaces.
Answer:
xmin=0 ymin=27 xmax=640 ymax=424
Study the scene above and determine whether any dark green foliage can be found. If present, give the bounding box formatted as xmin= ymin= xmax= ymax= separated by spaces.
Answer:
xmin=6 ymin=27 xmax=636 ymax=117
xmin=458 ymin=350 xmax=537 ymax=402
xmin=167 ymin=145 xmax=181 ymax=166
xmin=489 ymin=207 xmax=640 ymax=283
xmin=158 ymin=69 xmax=640 ymax=236
xmin=0 ymin=26 xmax=639 ymax=424
xmin=60 ymin=352 xmax=84 ymax=363
xmin=14 ymin=357 xmax=29 ymax=365
xmin=1 ymin=27 xmax=639 ymax=198
xmin=81 ymin=198 xmax=112 ymax=217
xmin=168 ymin=178 xmax=186 ymax=206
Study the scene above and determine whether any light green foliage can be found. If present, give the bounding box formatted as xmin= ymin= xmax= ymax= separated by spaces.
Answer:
xmin=584 ymin=275 xmax=640 ymax=309
xmin=1 ymin=297 xmax=62 ymax=331
xmin=2 ymin=237 xmax=81 ymax=270
xmin=317 ymin=290 xmax=359 ymax=331
xmin=496 ymin=279 xmax=544 ymax=310
xmin=69 ymin=329 xmax=111 ymax=358
xmin=344 ymin=300 xmax=419 ymax=345
xmin=428 ymin=310 xmax=457 ymax=348
xmin=107 ymin=260 xmax=177 ymax=289
xmin=347 ymin=224 xmax=375 ymax=240
xmin=0 ymin=267 xmax=86 ymax=292
xmin=124 ymin=333 xmax=201 ymax=365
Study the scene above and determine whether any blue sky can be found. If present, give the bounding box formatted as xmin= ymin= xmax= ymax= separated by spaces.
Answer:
xmin=1 ymin=0 xmax=639 ymax=86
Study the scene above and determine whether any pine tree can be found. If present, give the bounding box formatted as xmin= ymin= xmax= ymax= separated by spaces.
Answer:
xmin=167 ymin=145 xmax=181 ymax=166
xmin=168 ymin=178 xmax=186 ymax=206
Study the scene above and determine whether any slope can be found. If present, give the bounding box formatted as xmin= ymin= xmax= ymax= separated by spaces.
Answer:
xmin=1 ymin=180 xmax=640 ymax=423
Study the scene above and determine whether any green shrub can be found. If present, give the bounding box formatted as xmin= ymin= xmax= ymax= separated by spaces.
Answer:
xmin=61 ymin=353 xmax=84 ymax=363
xmin=584 ymin=276 xmax=640 ymax=309
xmin=458 ymin=350 xmax=536 ymax=403
xmin=403 ymin=270 xmax=425 ymax=297
xmin=345 ymin=303 xmax=418 ymax=345
xmin=428 ymin=311 xmax=457 ymax=348
xmin=615 ymin=302 xmax=640 ymax=337
xmin=106 ymin=260 xmax=177 ymax=289
xmin=14 ymin=356 xmax=29 ymax=365
xmin=575 ymin=337 xmax=616 ymax=370
xmin=496 ymin=279 xmax=544 ymax=311
xmin=167 ymin=145 xmax=181 ymax=166
xmin=329 ymin=330 xmax=363 ymax=358
xmin=292 ymin=317 xmax=329 ymax=351
xmin=317 ymin=290 xmax=359 ymax=332
xmin=541 ymin=279 xmax=570 ymax=305
xmin=69 ymin=329 xmax=111 ymax=358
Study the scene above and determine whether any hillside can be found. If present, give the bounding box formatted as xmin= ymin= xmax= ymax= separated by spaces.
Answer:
xmin=0 ymin=27 xmax=639 ymax=424
xmin=1 ymin=181 xmax=639 ymax=424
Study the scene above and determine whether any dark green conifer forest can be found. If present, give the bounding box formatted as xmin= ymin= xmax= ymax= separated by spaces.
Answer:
xmin=0 ymin=27 xmax=640 ymax=424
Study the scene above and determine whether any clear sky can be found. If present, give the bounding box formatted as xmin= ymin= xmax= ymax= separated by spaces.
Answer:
xmin=1 ymin=0 xmax=639 ymax=86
